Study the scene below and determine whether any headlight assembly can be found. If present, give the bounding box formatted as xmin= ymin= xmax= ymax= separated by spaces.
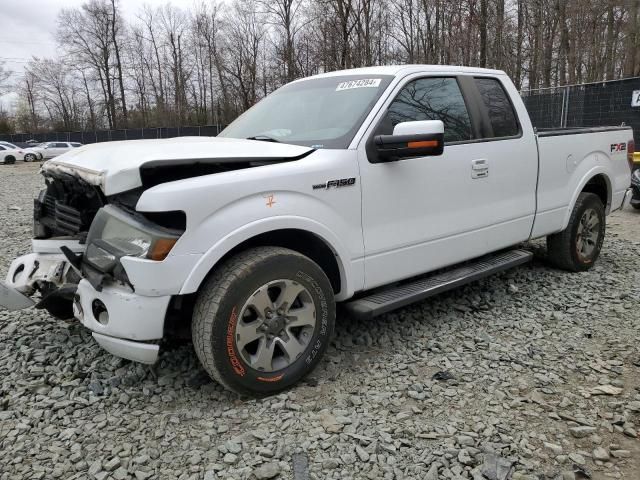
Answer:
xmin=84 ymin=206 xmax=181 ymax=272
xmin=632 ymin=168 xmax=640 ymax=185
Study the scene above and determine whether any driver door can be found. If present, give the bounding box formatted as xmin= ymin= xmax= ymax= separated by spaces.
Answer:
xmin=358 ymin=75 xmax=535 ymax=289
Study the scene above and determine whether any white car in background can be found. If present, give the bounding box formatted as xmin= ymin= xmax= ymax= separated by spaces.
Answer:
xmin=23 ymin=142 xmax=83 ymax=162
xmin=0 ymin=141 xmax=21 ymax=150
xmin=0 ymin=144 xmax=25 ymax=164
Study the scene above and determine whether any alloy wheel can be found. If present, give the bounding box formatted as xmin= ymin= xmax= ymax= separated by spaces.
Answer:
xmin=235 ymin=279 xmax=316 ymax=372
xmin=576 ymin=207 xmax=600 ymax=261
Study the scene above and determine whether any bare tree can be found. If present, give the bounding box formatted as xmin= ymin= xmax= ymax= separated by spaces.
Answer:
xmin=58 ymin=1 xmax=118 ymax=128
xmin=223 ymin=0 xmax=265 ymax=111
xmin=109 ymin=0 xmax=128 ymax=126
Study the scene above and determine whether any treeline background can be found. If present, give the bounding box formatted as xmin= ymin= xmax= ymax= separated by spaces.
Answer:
xmin=1 ymin=0 xmax=640 ymax=134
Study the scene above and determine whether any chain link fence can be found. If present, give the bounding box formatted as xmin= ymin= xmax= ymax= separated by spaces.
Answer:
xmin=521 ymin=77 xmax=640 ymax=143
xmin=0 ymin=125 xmax=225 ymax=145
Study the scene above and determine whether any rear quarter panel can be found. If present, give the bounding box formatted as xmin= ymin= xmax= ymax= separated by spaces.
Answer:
xmin=532 ymin=129 xmax=632 ymax=237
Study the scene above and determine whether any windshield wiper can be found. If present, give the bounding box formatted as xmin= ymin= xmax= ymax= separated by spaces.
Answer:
xmin=246 ymin=135 xmax=281 ymax=143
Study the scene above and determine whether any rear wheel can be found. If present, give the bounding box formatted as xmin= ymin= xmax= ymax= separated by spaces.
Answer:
xmin=547 ymin=192 xmax=605 ymax=271
xmin=3 ymin=156 xmax=15 ymax=165
xmin=192 ymin=247 xmax=335 ymax=396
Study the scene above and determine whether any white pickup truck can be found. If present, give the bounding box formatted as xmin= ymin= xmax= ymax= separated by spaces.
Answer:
xmin=0 ymin=65 xmax=633 ymax=396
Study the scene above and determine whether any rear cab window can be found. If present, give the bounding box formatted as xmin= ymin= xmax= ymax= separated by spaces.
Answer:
xmin=473 ymin=77 xmax=520 ymax=138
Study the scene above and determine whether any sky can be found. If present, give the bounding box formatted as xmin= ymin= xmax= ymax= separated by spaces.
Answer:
xmin=0 ymin=0 xmax=193 ymax=110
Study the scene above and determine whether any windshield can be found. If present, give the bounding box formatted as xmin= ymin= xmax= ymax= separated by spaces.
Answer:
xmin=219 ymin=75 xmax=393 ymax=149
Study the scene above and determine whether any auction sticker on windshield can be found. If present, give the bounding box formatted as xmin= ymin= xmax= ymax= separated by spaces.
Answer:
xmin=336 ymin=79 xmax=381 ymax=91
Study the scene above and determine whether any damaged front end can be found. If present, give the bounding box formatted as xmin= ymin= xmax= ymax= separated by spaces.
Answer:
xmin=2 ymin=168 xmax=185 ymax=364
xmin=3 ymin=167 xmax=182 ymax=320
xmin=3 ymin=170 xmax=105 ymax=319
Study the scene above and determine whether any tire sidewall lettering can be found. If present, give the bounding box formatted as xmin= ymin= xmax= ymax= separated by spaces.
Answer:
xmin=226 ymin=306 xmax=246 ymax=377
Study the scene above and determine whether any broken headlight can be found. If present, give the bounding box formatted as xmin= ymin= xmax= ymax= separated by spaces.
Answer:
xmin=84 ymin=206 xmax=181 ymax=272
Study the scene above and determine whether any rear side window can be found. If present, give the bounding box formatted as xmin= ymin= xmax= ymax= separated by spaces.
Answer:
xmin=383 ymin=77 xmax=473 ymax=143
xmin=55 ymin=143 xmax=68 ymax=148
xmin=474 ymin=77 xmax=519 ymax=138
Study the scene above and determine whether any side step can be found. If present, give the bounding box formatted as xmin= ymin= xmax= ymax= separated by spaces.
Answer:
xmin=345 ymin=249 xmax=533 ymax=320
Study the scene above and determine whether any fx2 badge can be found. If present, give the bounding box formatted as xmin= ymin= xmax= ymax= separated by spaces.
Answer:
xmin=611 ymin=142 xmax=627 ymax=153
xmin=313 ymin=177 xmax=356 ymax=190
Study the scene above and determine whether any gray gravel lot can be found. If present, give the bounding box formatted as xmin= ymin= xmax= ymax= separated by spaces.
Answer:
xmin=1 ymin=162 xmax=639 ymax=480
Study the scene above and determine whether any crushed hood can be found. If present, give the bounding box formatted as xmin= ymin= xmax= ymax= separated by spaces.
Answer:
xmin=41 ymin=136 xmax=313 ymax=195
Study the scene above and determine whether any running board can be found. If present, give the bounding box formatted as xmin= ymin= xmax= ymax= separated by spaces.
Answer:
xmin=345 ymin=249 xmax=533 ymax=320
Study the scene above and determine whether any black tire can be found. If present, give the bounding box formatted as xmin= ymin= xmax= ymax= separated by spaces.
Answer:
xmin=24 ymin=154 xmax=36 ymax=162
xmin=547 ymin=192 xmax=605 ymax=272
xmin=192 ymin=246 xmax=335 ymax=396
xmin=632 ymin=203 xmax=640 ymax=210
xmin=4 ymin=156 xmax=15 ymax=165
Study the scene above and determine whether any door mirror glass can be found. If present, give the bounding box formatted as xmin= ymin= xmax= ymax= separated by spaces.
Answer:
xmin=374 ymin=120 xmax=444 ymax=163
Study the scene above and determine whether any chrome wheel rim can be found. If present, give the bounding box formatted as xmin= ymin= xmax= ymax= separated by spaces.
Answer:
xmin=576 ymin=208 xmax=600 ymax=260
xmin=235 ymin=279 xmax=316 ymax=372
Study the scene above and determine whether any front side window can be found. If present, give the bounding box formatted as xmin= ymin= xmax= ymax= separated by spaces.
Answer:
xmin=219 ymin=75 xmax=393 ymax=149
xmin=380 ymin=77 xmax=473 ymax=143
xmin=474 ymin=77 xmax=519 ymax=138
xmin=55 ymin=143 xmax=67 ymax=148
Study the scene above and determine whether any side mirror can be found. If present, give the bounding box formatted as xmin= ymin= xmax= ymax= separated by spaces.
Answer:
xmin=373 ymin=120 xmax=444 ymax=163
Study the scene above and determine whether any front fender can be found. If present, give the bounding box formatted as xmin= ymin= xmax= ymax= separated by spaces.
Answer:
xmin=179 ymin=216 xmax=360 ymax=301
xmin=134 ymin=149 xmax=363 ymax=300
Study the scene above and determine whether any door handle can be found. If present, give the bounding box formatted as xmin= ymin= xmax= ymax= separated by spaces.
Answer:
xmin=471 ymin=159 xmax=489 ymax=178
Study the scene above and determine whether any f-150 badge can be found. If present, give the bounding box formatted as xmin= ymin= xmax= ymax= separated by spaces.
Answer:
xmin=313 ymin=178 xmax=356 ymax=190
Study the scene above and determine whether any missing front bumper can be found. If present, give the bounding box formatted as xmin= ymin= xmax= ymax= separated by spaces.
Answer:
xmin=4 ymin=249 xmax=169 ymax=365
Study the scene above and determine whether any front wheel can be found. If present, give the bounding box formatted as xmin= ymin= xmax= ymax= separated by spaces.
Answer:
xmin=547 ymin=192 xmax=605 ymax=272
xmin=24 ymin=153 xmax=36 ymax=162
xmin=192 ymin=247 xmax=335 ymax=396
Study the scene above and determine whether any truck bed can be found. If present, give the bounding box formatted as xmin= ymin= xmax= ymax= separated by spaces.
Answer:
xmin=532 ymin=125 xmax=632 ymax=238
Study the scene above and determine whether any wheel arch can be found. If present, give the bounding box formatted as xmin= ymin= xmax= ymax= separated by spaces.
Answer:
xmin=180 ymin=219 xmax=356 ymax=301
xmin=214 ymin=229 xmax=342 ymax=294
xmin=562 ymin=170 xmax=612 ymax=231
xmin=581 ymin=173 xmax=610 ymax=211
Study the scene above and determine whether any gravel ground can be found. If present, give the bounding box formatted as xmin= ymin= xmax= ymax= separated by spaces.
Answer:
xmin=1 ymin=162 xmax=639 ymax=480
